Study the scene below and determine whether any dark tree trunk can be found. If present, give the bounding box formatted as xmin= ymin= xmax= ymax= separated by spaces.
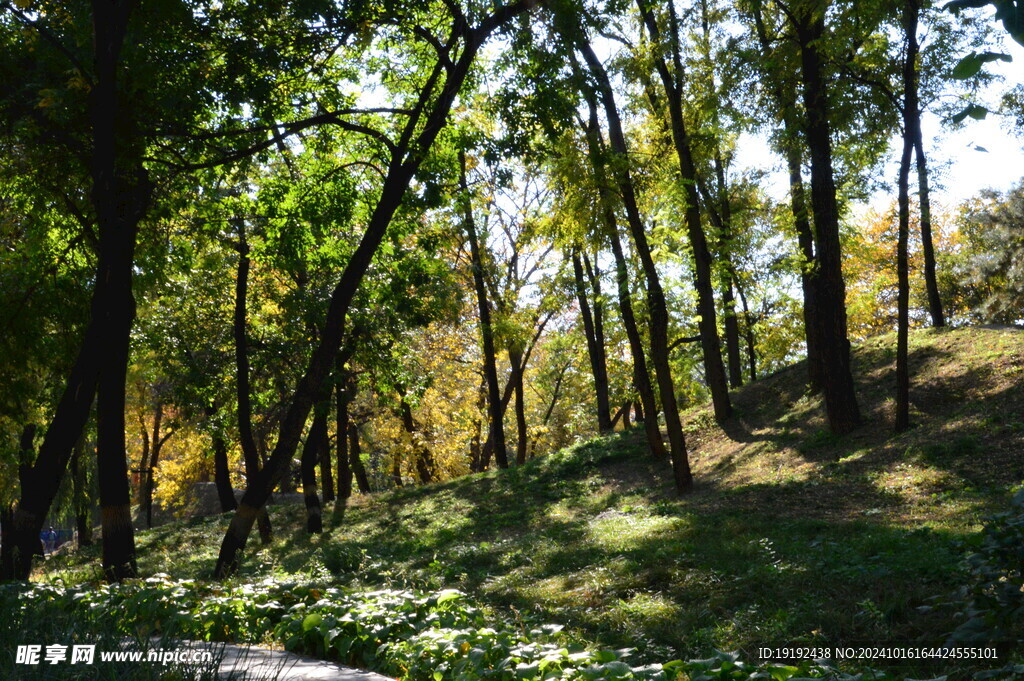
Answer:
xmin=470 ymin=379 xmax=486 ymax=471
xmin=572 ymin=250 xmax=613 ymax=433
xmin=577 ymin=36 xmax=692 ymax=493
xmin=233 ymin=224 xmax=273 ymax=545
xmin=734 ymin=276 xmax=758 ymax=382
xmin=748 ymin=4 xmax=824 ymax=392
xmin=794 ymin=11 xmax=861 ymax=434
xmin=140 ymin=402 xmax=173 ymax=529
xmin=391 ymin=452 xmax=404 ymax=488
xmin=92 ymin=0 xmax=152 ymax=581
xmin=348 ymin=423 xmax=370 ymax=494
xmin=636 ymin=0 xmax=732 ymax=423
xmin=335 ymin=371 xmax=353 ymax=501
xmin=786 ymin=143 xmax=824 ymax=392
xmin=914 ymin=127 xmax=945 ymax=328
xmin=712 ymin=155 xmax=743 ymax=389
xmin=1 ymin=426 xmax=41 ymax=578
xmin=71 ymin=436 xmax=94 ymax=547
xmin=319 ymin=418 xmax=335 ymax=503
xmin=300 ymin=405 xmax=327 ymax=534
xmin=508 ymin=347 xmax=529 ymax=465
xmin=398 ymin=392 xmax=435 ymax=484
xmin=212 ymin=4 xmax=536 ymax=577
xmin=581 ymin=92 xmax=667 ymax=460
xmin=213 ymin=432 xmax=238 ymax=513
xmin=460 ymin=149 xmax=509 ymax=469
xmin=895 ymin=0 xmax=919 ymax=432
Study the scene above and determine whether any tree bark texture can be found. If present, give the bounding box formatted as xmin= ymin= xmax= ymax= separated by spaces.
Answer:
xmin=794 ymin=11 xmax=861 ymax=434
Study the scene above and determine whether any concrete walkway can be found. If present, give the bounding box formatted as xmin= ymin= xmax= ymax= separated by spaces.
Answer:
xmin=183 ymin=641 xmax=394 ymax=681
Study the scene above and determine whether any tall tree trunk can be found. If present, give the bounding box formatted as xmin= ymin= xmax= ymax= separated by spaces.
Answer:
xmin=576 ymin=36 xmax=692 ymax=493
xmin=582 ymin=92 xmax=667 ymax=460
xmin=0 ymin=0 xmax=151 ymax=582
xmin=71 ymin=435 xmax=94 ymax=547
xmin=213 ymin=431 xmax=238 ymax=513
xmin=212 ymin=4 xmax=537 ymax=577
xmin=319 ymin=418 xmax=335 ymax=503
xmin=300 ymin=404 xmax=327 ymax=534
xmin=734 ymin=275 xmax=758 ymax=382
xmin=508 ymin=346 xmax=529 ymax=465
xmin=348 ymin=423 xmax=370 ymax=494
xmin=398 ymin=391 xmax=435 ymax=484
xmin=895 ymin=0 xmax=920 ymax=432
xmin=636 ymin=0 xmax=732 ymax=422
xmin=914 ymin=131 xmax=945 ymax=328
xmin=787 ymin=143 xmax=824 ymax=391
xmin=1 ymin=426 xmax=40 ymax=578
xmin=92 ymin=0 xmax=152 ymax=581
xmin=712 ymin=155 xmax=743 ymax=389
xmin=233 ymin=224 xmax=273 ymax=545
xmin=335 ymin=371 xmax=353 ymax=501
xmin=572 ymin=250 xmax=613 ymax=433
xmin=794 ymin=11 xmax=861 ymax=434
xmin=460 ymin=149 xmax=509 ymax=469
xmin=140 ymin=401 xmax=173 ymax=529
xmin=748 ymin=4 xmax=824 ymax=392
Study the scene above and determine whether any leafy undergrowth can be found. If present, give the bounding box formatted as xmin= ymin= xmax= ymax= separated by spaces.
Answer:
xmin=44 ymin=327 xmax=1024 ymax=679
xmin=2 ymin=577 xmax=942 ymax=681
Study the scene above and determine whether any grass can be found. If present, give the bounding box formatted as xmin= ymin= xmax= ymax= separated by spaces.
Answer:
xmin=43 ymin=326 xmax=1024 ymax=679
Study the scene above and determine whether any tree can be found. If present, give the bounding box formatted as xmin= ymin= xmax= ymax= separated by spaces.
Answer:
xmin=635 ymin=0 xmax=733 ymax=422
xmin=212 ymin=0 xmax=540 ymax=577
xmin=562 ymin=15 xmax=694 ymax=494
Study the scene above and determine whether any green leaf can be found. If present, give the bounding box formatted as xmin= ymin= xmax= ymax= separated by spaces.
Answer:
xmin=951 ymin=104 xmax=990 ymax=124
xmin=951 ymin=51 xmax=1013 ymax=79
xmin=302 ymin=613 xmax=323 ymax=631
xmin=435 ymin=589 xmax=463 ymax=605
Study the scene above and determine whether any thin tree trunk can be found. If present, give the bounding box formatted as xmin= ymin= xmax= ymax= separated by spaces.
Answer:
xmin=319 ymin=418 xmax=335 ymax=503
xmin=300 ymin=405 xmax=327 ymax=534
xmin=508 ymin=346 xmax=529 ymax=465
xmin=460 ymin=149 xmax=509 ymax=469
xmin=794 ymin=11 xmax=861 ymax=434
xmin=398 ymin=391 xmax=435 ymax=484
xmin=212 ymin=431 xmax=238 ymax=513
xmin=581 ymin=91 xmax=667 ymax=461
xmin=576 ymin=36 xmax=692 ymax=493
xmin=914 ymin=132 xmax=945 ymax=327
xmin=713 ymin=155 xmax=743 ymax=389
xmin=895 ymin=0 xmax=919 ymax=432
xmin=233 ymin=224 xmax=273 ymax=545
xmin=572 ymin=250 xmax=613 ymax=432
xmin=141 ymin=402 xmax=173 ymax=529
xmin=348 ymin=423 xmax=370 ymax=494
xmin=71 ymin=436 xmax=93 ymax=547
xmin=734 ymin=275 xmax=758 ymax=382
xmin=636 ymin=0 xmax=732 ymax=423
xmin=335 ymin=370 xmax=353 ymax=501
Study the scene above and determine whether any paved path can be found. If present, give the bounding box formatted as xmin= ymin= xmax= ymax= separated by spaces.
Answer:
xmin=183 ymin=641 xmax=394 ymax=681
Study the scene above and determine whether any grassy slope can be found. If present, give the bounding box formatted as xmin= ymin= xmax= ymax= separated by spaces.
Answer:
xmin=48 ymin=327 xmax=1024 ymax=675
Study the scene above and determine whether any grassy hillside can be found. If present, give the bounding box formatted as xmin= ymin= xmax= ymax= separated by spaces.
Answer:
xmin=47 ymin=327 xmax=1024 ymax=677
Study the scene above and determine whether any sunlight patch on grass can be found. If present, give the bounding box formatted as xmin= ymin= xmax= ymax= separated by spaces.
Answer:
xmin=586 ymin=512 xmax=685 ymax=552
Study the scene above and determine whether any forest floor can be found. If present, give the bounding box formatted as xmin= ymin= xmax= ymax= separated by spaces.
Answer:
xmin=46 ymin=326 xmax=1024 ymax=679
